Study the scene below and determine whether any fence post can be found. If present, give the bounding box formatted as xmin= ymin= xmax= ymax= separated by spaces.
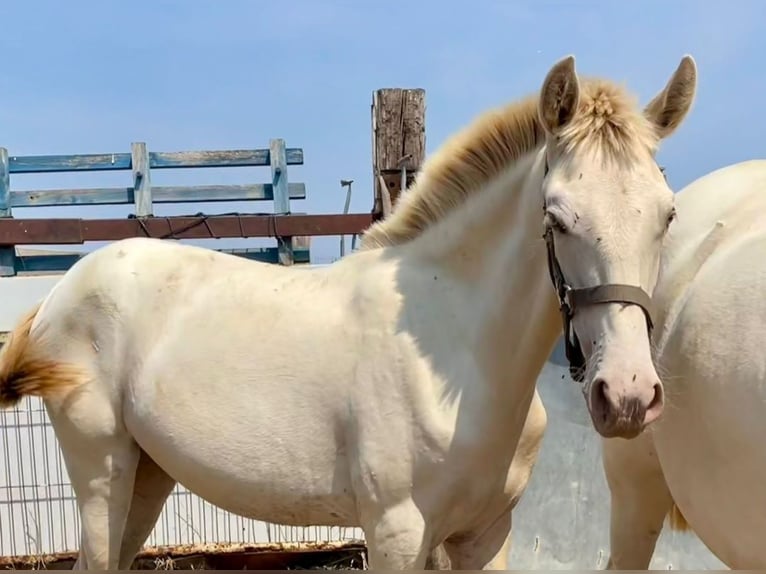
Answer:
xmin=270 ymin=138 xmax=294 ymax=265
xmin=371 ymin=88 xmax=426 ymax=216
xmin=0 ymin=148 xmax=15 ymax=276
xmin=131 ymin=142 xmax=153 ymax=217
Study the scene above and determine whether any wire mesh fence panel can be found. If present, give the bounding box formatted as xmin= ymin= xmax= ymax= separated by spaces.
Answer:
xmin=0 ymin=395 xmax=363 ymax=558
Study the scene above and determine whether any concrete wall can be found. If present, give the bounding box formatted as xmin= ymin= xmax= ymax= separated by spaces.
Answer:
xmin=0 ymin=275 xmax=63 ymax=332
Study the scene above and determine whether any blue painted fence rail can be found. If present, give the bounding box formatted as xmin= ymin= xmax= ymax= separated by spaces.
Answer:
xmin=0 ymin=139 xmax=310 ymax=276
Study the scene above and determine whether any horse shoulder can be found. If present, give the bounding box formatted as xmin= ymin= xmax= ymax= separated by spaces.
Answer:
xmin=664 ymin=232 xmax=766 ymax=370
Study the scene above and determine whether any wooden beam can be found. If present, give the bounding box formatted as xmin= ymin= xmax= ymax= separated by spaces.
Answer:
xmin=14 ymin=246 xmax=312 ymax=274
xmin=371 ymin=88 xmax=426 ymax=213
xmin=7 ymin=148 xmax=304 ymax=174
xmin=0 ymin=214 xmax=375 ymax=245
xmin=131 ymin=142 xmax=152 ymax=216
xmin=270 ymin=138 xmax=294 ymax=265
xmin=10 ymin=183 xmax=308 ymax=208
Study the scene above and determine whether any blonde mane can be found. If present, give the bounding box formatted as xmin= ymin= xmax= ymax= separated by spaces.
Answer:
xmin=360 ymin=78 xmax=660 ymax=250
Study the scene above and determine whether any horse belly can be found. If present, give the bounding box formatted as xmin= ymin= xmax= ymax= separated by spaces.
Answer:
xmin=124 ymin=392 xmax=359 ymax=527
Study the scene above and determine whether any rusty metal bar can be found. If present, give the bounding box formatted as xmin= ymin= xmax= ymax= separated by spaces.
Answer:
xmin=0 ymin=214 xmax=375 ymax=246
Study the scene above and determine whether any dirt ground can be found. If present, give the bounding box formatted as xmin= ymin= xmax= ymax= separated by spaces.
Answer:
xmin=0 ymin=541 xmax=368 ymax=570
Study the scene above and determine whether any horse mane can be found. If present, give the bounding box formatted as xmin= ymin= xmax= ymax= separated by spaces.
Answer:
xmin=360 ymin=78 xmax=659 ymax=250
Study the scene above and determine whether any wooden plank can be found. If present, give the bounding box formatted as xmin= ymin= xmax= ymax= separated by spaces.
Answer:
xmin=15 ymin=252 xmax=83 ymax=273
xmin=11 ymin=187 xmax=135 ymax=207
xmin=0 ymin=219 xmax=84 ymax=244
xmin=220 ymin=247 xmax=310 ymax=264
xmin=0 ymin=214 xmax=375 ymax=245
xmin=9 ymin=153 xmax=132 ymax=173
xmin=371 ymin=88 xmax=426 ymax=209
xmin=0 ymin=148 xmax=15 ymax=276
xmin=131 ymin=142 xmax=152 ymax=216
xmin=10 ymin=183 xmax=307 ymax=207
xmin=14 ymin=246 xmax=311 ymax=273
xmin=7 ymin=148 xmax=304 ymax=174
xmin=270 ymin=138 xmax=294 ymax=265
xmin=149 ymin=148 xmax=304 ymax=168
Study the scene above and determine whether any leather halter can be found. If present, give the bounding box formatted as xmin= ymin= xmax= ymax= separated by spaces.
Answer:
xmin=541 ymin=159 xmax=656 ymax=382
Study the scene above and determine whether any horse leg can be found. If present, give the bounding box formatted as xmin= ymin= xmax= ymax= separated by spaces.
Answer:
xmin=118 ymin=449 xmax=177 ymax=569
xmin=436 ymin=387 xmax=544 ymax=570
xmin=363 ymin=500 xmax=431 ymax=569
xmin=43 ymin=378 xmax=140 ymax=570
xmin=602 ymin=430 xmax=672 ymax=569
xmin=442 ymin=387 xmax=544 ymax=570
xmin=442 ymin=508 xmax=512 ymax=570
xmin=59 ymin=431 xmax=140 ymax=570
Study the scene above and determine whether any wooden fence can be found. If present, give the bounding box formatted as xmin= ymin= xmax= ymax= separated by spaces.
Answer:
xmin=0 ymin=140 xmax=374 ymax=275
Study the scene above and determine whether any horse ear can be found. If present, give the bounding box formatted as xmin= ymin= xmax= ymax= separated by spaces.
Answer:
xmin=644 ymin=55 xmax=697 ymax=139
xmin=538 ymin=55 xmax=581 ymax=134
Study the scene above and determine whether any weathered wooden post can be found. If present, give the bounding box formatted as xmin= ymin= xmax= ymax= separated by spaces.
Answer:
xmin=371 ymin=89 xmax=426 ymax=217
xmin=270 ymin=138 xmax=294 ymax=265
xmin=131 ymin=142 xmax=153 ymax=217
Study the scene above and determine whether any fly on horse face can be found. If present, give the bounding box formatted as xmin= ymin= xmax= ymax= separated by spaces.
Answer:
xmin=0 ymin=54 xmax=695 ymax=570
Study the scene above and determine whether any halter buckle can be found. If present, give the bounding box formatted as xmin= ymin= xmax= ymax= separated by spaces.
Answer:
xmin=558 ymin=283 xmax=573 ymax=316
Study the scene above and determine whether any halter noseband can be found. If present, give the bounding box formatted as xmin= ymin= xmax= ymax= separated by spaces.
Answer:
xmin=542 ymin=159 xmax=655 ymax=383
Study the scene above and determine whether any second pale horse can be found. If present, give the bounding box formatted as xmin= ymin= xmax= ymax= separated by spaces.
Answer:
xmin=603 ymin=159 xmax=766 ymax=569
xmin=0 ymin=54 xmax=696 ymax=570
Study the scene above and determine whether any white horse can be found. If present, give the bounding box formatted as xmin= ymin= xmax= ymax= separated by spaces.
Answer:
xmin=603 ymin=159 xmax=766 ymax=569
xmin=0 ymin=55 xmax=696 ymax=570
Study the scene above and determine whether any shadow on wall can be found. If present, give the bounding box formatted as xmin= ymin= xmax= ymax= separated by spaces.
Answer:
xmin=547 ymin=336 xmax=569 ymax=367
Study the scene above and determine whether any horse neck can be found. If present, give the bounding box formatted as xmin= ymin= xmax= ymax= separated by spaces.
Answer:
xmin=410 ymin=150 xmax=563 ymax=400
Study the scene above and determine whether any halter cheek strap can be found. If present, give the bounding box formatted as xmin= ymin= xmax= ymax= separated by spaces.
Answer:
xmin=541 ymin=159 xmax=656 ymax=382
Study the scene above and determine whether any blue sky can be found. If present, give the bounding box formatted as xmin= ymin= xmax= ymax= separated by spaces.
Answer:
xmin=1 ymin=0 xmax=764 ymax=263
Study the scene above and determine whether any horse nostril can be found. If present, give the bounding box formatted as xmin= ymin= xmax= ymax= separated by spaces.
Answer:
xmin=644 ymin=381 xmax=665 ymax=426
xmin=591 ymin=378 xmax=610 ymax=423
xmin=596 ymin=378 xmax=608 ymax=399
xmin=649 ymin=382 xmax=663 ymax=410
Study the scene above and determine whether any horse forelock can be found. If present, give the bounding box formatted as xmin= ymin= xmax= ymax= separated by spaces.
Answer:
xmin=557 ymin=78 xmax=660 ymax=166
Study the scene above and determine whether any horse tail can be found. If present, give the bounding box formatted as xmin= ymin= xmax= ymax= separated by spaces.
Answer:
xmin=667 ymin=500 xmax=691 ymax=532
xmin=0 ymin=303 xmax=85 ymax=408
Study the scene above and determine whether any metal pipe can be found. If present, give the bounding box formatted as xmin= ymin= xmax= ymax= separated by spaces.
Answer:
xmin=339 ymin=179 xmax=354 ymax=257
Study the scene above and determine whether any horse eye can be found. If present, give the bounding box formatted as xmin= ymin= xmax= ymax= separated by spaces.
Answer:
xmin=659 ymin=166 xmax=668 ymax=181
xmin=666 ymin=207 xmax=677 ymax=228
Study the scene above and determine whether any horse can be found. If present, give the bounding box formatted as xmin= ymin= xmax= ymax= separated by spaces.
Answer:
xmin=0 ymin=54 xmax=696 ymax=570
xmin=602 ymin=159 xmax=766 ymax=569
